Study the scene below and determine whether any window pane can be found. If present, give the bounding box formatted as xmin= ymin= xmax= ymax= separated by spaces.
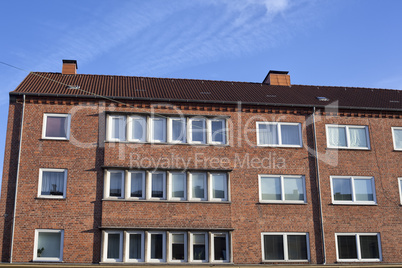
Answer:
xmin=111 ymin=117 xmax=125 ymax=140
xmin=41 ymin=171 xmax=64 ymax=196
xmin=214 ymin=235 xmax=227 ymax=260
xmin=261 ymin=177 xmax=281 ymax=200
xmin=151 ymin=118 xmax=166 ymax=142
xmin=129 ymin=234 xmax=142 ymax=259
xmin=107 ymin=234 xmax=120 ymax=259
xmin=46 ymin=116 xmax=68 ymax=138
xmin=332 ymin=179 xmax=352 ymax=201
xmin=211 ymin=120 xmax=225 ymax=143
xmin=212 ymin=174 xmax=226 ymax=199
xmin=191 ymin=119 xmax=205 ymax=143
xmin=171 ymin=173 xmax=185 ymax=198
xmin=328 ymin=126 xmax=347 ymax=147
xmin=354 ymin=179 xmax=374 ymax=201
xmin=287 ymin=235 xmax=308 ymax=260
xmin=258 ymin=124 xmax=278 ymax=145
xmin=337 ymin=236 xmax=357 ymax=259
xmin=172 ymin=234 xmax=185 ymax=260
xmin=360 ymin=235 xmax=379 ymax=259
xmin=109 ymin=173 xmax=122 ymax=197
xmin=150 ymin=234 xmax=163 ymax=259
xmin=152 ymin=173 xmax=164 ymax=198
xmin=281 ymin=124 xmax=300 ymax=145
xmin=284 ymin=177 xmax=304 ymax=201
xmin=193 ymin=234 xmax=205 ymax=260
xmin=131 ymin=117 xmax=146 ymax=141
xmin=131 ymin=172 xmax=143 ymax=198
xmin=37 ymin=232 xmax=61 ymax=258
xmin=172 ymin=119 xmax=186 ymax=142
xmin=394 ymin=129 xmax=402 ymax=149
xmin=192 ymin=173 xmax=205 ymax=199
xmin=264 ymin=235 xmax=284 ymax=260
xmin=349 ymin=127 xmax=368 ymax=148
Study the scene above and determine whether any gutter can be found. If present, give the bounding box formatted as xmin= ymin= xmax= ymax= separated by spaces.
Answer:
xmin=10 ymin=95 xmax=25 ymax=263
xmin=9 ymin=92 xmax=402 ymax=112
xmin=313 ymin=107 xmax=326 ymax=264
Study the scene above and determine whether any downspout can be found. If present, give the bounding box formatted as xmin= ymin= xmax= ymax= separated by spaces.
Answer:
xmin=313 ymin=106 xmax=326 ymax=264
xmin=10 ymin=94 xmax=25 ymax=263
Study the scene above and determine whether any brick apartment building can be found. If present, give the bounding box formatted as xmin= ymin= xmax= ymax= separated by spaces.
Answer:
xmin=0 ymin=60 xmax=401 ymax=265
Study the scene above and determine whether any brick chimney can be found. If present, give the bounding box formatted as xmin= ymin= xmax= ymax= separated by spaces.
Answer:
xmin=62 ymin=59 xmax=78 ymax=75
xmin=263 ymin=70 xmax=290 ymax=86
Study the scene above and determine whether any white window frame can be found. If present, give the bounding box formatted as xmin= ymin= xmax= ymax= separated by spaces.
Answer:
xmin=256 ymin=122 xmax=302 ymax=147
xmin=208 ymin=118 xmax=227 ymax=145
xmin=42 ymin=113 xmax=71 ymax=140
xmin=107 ymin=115 xmax=126 ymax=142
xmin=147 ymin=231 xmax=166 ymax=262
xmin=148 ymin=116 xmax=167 ymax=143
xmin=398 ymin=178 xmax=402 ymax=205
xmin=168 ymin=118 xmax=187 ymax=143
xmin=103 ymin=230 xmax=123 ymax=262
xmin=335 ymin=233 xmax=382 ymax=262
xmin=147 ymin=171 xmax=166 ymax=200
xmin=261 ymin=232 xmax=310 ymax=262
xmin=33 ymin=229 xmax=64 ymax=262
xmin=330 ymin=176 xmax=376 ymax=205
xmin=189 ymin=172 xmax=207 ymax=201
xmin=37 ymin=168 xmax=67 ymax=199
xmin=168 ymin=172 xmax=187 ymax=201
xmin=391 ymin=127 xmax=402 ymax=151
xmin=190 ymin=232 xmax=208 ymax=263
xmin=326 ymin=124 xmax=370 ymax=149
xmin=125 ymin=231 xmax=144 ymax=262
xmin=258 ymin=175 xmax=306 ymax=203
xmin=104 ymin=170 xmax=125 ymax=199
xmin=211 ymin=232 xmax=229 ymax=263
xmin=188 ymin=118 xmax=206 ymax=144
xmin=127 ymin=115 xmax=147 ymax=142
xmin=209 ymin=173 xmax=228 ymax=201
xmin=127 ymin=171 xmax=145 ymax=200
xmin=169 ymin=232 xmax=187 ymax=263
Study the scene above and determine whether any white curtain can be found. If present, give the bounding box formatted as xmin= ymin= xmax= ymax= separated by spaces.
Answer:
xmin=259 ymin=124 xmax=278 ymax=145
xmin=211 ymin=120 xmax=225 ymax=143
xmin=172 ymin=119 xmax=186 ymax=142
xmin=327 ymin=126 xmax=347 ymax=147
xmin=281 ymin=125 xmax=300 ymax=145
xmin=41 ymin=171 xmax=64 ymax=195
xmin=349 ymin=127 xmax=367 ymax=147
xmin=112 ymin=117 xmax=125 ymax=140
xmin=191 ymin=119 xmax=205 ymax=142
xmin=151 ymin=118 xmax=166 ymax=142
xmin=132 ymin=117 xmax=146 ymax=141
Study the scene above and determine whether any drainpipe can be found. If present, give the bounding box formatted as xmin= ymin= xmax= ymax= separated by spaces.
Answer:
xmin=312 ymin=107 xmax=326 ymax=264
xmin=10 ymin=94 xmax=25 ymax=263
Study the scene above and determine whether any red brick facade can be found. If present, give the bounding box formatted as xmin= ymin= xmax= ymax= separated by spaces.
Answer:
xmin=0 ymin=73 xmax=401 ymax=265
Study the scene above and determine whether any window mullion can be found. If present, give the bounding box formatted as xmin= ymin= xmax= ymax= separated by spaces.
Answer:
xmin=281 ymin=176 xmax=285 ymax=201
xmin=356 ymin=234 xmax=361 ymax=260
xmin=277 ymin=123 xmax=282 ymax=145
xmin=351 ymin=177 xmax=356 ymax=202
xmin=345 ymin=126 xmax=350 ymax=148
xmin=283 ymin=234 xmax=289 ymax=261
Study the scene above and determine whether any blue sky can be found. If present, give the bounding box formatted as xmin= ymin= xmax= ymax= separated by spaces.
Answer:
xmin=0 ymin=0 xmax=402 ymax=180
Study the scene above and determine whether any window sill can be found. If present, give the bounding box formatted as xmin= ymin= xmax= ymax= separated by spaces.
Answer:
xmin=102 ymin=199 xmax=231 ymax=204
xmin=257 ymin=202 xmax=307 ymax=205
xmin=262 ymin=260 xmax=309 ymax=263
xmin=331 ymin=202 xmax=377 ymax=206
xmin=104 ymin=141 xmax=230 ymax=147
xmin=326 ymin=147 xmax=371 ymax=151
xmin=257 ymin=145 xmax=303 ymax=148
xmin=35 ymin=197 xmax=66 ymax=200
xmin=39 ymin=138 xmax=70 ymax=142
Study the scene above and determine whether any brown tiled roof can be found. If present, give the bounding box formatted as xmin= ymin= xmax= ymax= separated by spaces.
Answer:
xmin=11 ymin=72 xmax=402 ymax=111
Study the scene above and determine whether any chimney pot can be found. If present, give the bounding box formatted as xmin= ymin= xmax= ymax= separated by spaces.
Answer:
xmin=263 ymin=70 xmax=290 ymax=86
xmin=62 ymin=59 xmax=78 ymax=75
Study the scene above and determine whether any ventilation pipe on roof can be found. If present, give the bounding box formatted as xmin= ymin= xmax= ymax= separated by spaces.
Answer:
xmin=62 ymin=59 xmax=78 ymax=75
xmin=262 ymin=70 xmax=291 ymax=86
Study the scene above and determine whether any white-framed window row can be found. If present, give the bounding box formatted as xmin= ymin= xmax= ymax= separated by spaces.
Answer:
xmin=330 ymin=176 xmax=376 ymax=205
xmin=106 ymin=113 xmax=228 ymax=145
xmin=42 ymin=113 xmax=71 ymax=140
xmin=326 ymin=124 xmax=370 ymax=150
xmin=256 ymin=122 xmax=302 ymax=148
xmin=391 ymin=127 xmax=402 ymax=151
xmin=258 ymin=175 xmax=306 ymax=204
xmin=261 ymin=232 xmax=310 ymax=262
xmin=102 ymin=230 xmax=230 ymax=263
xmin=104 ymin=169 xmax=229 ymax=202
xmin=335 ymin=233 xmax=382 ymax=262
xmin=37 ymin=168 xmax=68 ymax=199
xmin=33 ymin=229 xmax=64 ymax=262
